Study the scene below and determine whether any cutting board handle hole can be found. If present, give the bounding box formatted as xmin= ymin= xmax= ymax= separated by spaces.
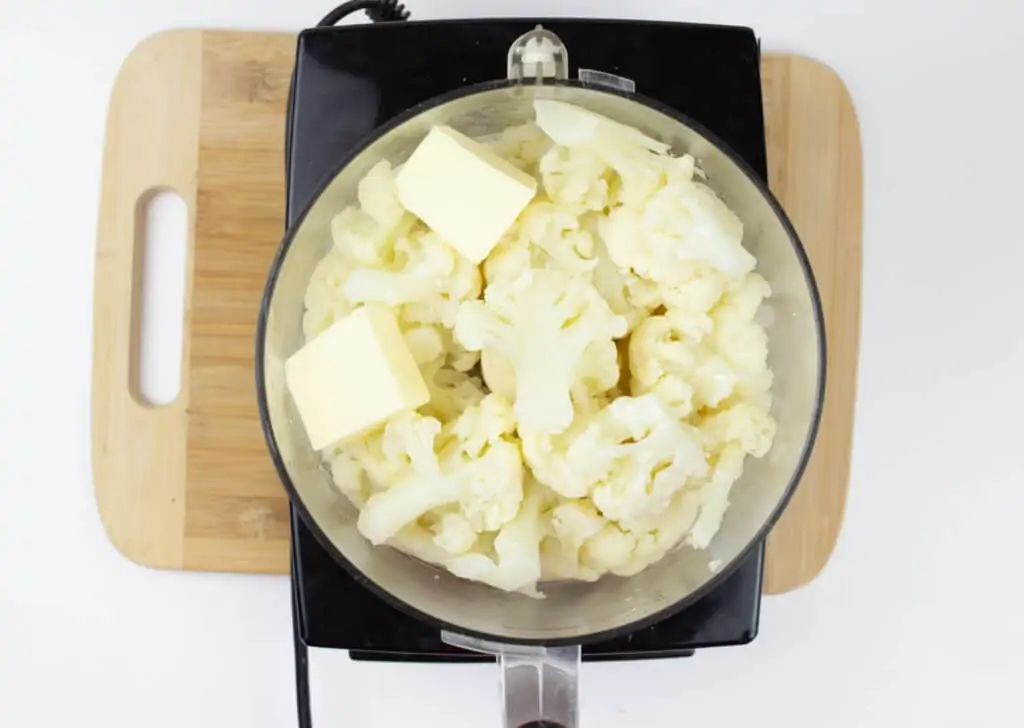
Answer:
xmin=131 ymin=188 xmax=188 ymax=407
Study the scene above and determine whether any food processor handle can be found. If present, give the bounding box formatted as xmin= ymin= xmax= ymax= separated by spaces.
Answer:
xmin=442 ymin=631 xmax=581 ymax=728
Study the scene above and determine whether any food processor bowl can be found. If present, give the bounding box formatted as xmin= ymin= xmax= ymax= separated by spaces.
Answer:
xmin=256 ymin=25 xmax=825 ymax=728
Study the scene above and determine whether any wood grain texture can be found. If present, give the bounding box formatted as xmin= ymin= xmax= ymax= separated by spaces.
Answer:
xmin=92 ymin=30 xmax=861 ymax=592
xmin=761 ymin=56 xmax=863 ymax=593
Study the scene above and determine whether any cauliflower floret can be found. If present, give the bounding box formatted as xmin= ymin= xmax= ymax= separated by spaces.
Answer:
xmin=400 ymin=323 xmax=484 ymax=424
xmin=356 ymin=396 xmax=523 ymax=546
xmin=521 ymin=394 xmax=709 ymax=532
xmin=483 ymin=204 xmax=651 ymax=334
xmin=540 ymin=500 xmax=606 ymax=582
xmin=421 ymin=367 xmax=486 ymax=424
xmin=605 ymin=443 xmax=750 ymax=577
xmin=607 ymin=484 xmax=703 ymax=577
xmin=446 ymin=482 xmax=546 ymax=596
xmin=629 ymin=309 xmax=734 ymax=419
xmin=388 ymin=523 xmax=454 ymax=566
xmin=486 ymin=121 xmax=553 ymax=173
xmin=586 ymin=396 xmax=708 ymax=529
xmin=580 ymin=523 xmax=637 ymax=574
xmin=431 ymin=512 xmax=478 ymax=555
xmin=314 ymin=160 xmax=482 ymax=333
xmin=331 ymin=160 xmax=418 ymax=269
xmin=588 ymin=231 xmax=656 ymax=331
xmin=454 ymin=268 xmax=627 ymax=434
xmin=598 ymin=177 xmax=755 ymax=286
xmin=358 ymin=160 xmax=407 ymax=231
xmin=484 ymin=201 xmax=596 ymax=284
xmin=533 ymin=99 xmax=673 ymax=210
xmin=335 ymin=425 xmax=403 ymax=490
xmin=341 ymin=228 xmax=482 ymax=328
xmin=539 ymin=145 xmax=611 ymax=213
xmin=657 ymin=262 xmax=730 ymax=314
xmin=480 ymin=347 xmax=516 ymax=399
xmin=696 ymin=402 xmax=776 ymax=458
xmin=708 ymin=273 xmax=773 ymax=399
xmin=302 ymin=249 xmax=356 ymax=339
xmin=478 ymin=337 xmax=619 ymax=412
xmin=402 ymin=324 xmax=447 ymax=366
xmin=630 ymin=272 xmax=773 ymax=420
xmin=533 ymin=99 xmax=670 ymax=155
xmin=325 ymin=448 xmax=373 ymax=509
xmin=683 ymin=444 xmax=748 ymax=550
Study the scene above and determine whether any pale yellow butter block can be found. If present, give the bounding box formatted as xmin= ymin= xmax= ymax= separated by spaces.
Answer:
xmin=395 ymin=125 xmax=537 ymax=263
xmin=285 ymin=306 xmax=429 ymax=450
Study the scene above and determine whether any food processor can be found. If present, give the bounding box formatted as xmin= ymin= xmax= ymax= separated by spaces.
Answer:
xmin=257 ymin=6 xmax=826 ymax=727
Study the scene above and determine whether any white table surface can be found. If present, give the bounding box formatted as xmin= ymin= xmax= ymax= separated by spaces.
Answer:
xmin=2 ymin=0 xmax=1023 ymax=725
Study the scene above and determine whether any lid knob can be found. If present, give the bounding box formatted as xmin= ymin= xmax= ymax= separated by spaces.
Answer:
xmin=507 ymin=25 xmax=569 ymax=84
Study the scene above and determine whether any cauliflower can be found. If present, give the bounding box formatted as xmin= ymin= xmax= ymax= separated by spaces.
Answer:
xmin=707 ymin=272 xmax=774 ymax=401
xmin=521 ymin=394 xmax=708 ymax=530
xmin=586 ymin=396 xmax=708 ymax=529
xmin=629 ymin=309 xmax=732 ymax=419
xmin=324 ymin=448 xmax=373 ymax=509
xmin=540 ymin=499 xmax=606 ymax=582
xmin=402 ymin=324 xmax=486 ymax=424
xmin=598 ymin=172 xmax=756 ymax=286
xmin=629 ymin=272 xmax=775 ymax=420
xmin=357 ymin=159 xmax=406 ymax=231
xmin=455 ymin=268 xmax=627 ymax=434
xmin=446 ymin=482 xmax=546 ymax=596
xmin=588 ymin=232 xmax=657 ymax=331
xmin=696 ymin=402 xmax=776 ymax=458
xmin=330 ymin=161 xmax=415 ymax=268
xmin=539 ymin=145 xmax=611 ymax=213
xmin=327 ymin=161 xmax=482 ymax=329
xmin=682 ymin=444 xmax=748 ymax=550
xmin=356 ymin=395 xmax=523 ymax=546
xmin=421 ymin=366 xmax=486 ymax=424
xmin=477 ymin=337 xmax=619 ymax=415
xmin=302 ymin=248 xmax=356 ymax=339
xmin=486 ymin=121 xmax=553 ymax=173
xmin=533 ymin=98 xmax=673 ymax=210
xmin=533 ymin=99 xmax=670 ymax=156
xmin=341 ymin=228 xmax=481 ymax=328
xmin=580 ymin=523 xmax=637 ymax=574
xmin=483 ymin=203 xmax=654 ymax=334
xmin=302 ymin=101 xmax=780 ymax=596
xmin=605 ymin=485 xmax=703 ymax=577
xmin=484 ymin=201 xmax=596 ymax=283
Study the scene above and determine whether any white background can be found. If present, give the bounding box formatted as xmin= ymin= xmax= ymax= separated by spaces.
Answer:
xmin=1 ymin=0 xmax=1022 ymax=726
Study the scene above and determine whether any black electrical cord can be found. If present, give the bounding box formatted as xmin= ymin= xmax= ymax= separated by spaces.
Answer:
xmin=287 ymin=6 xmax=411 ymax=726
xmin=317 ymin=0 xmax=410 ymax=27
xmin=285 ymin=0 xmax=410 ymax=210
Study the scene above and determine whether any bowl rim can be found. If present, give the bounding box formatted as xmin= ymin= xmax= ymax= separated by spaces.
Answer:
xmin=254 ymin=78 xmax=828 ymax=647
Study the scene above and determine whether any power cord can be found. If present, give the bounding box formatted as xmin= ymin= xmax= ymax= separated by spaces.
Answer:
xmin=317 ymin=0 xmax=411 ymax=26
xmin=285 ymin=0 xmax=410 ymax=211
xmin=287 ymin=8 xmax=412 ymax=725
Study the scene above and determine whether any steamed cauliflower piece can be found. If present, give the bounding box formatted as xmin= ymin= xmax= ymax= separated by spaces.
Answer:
xmin=301 ymin=100 xmax=778 ymax=596
xmin=356 ymin=395 xmax=524 ymax=544
xmin=521 ymin=395 xmax=708 ymax=530
xmin=446 ymin=482 xmax=546 ymax=596
xmin=454 ymin=268 xmax=627 ymax=434
xmin=322 ymin=160 xmax=482 ymax=331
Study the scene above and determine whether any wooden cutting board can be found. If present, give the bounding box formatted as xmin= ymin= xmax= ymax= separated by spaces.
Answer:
xmin=92 ymin=29 xmax=862 ymax=593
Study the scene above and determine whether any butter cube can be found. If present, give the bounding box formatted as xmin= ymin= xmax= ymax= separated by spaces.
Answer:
xmin=285 ymin=306 xmax=429 ymax=450
xmin=396 ymin=125 xmax=537 ymax=263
